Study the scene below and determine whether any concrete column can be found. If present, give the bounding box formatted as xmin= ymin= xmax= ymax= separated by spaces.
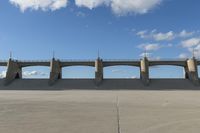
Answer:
xmin=185 ymin=58 xmax=199 ymax=85
xmin=184 ymin=66 xmax=189 ymax=79
xmin=49 ymin=58 xmax=62 ymax=85
xmin=140 ymin=57 xmax=149 ymax=86
xmin=95 ymin=58 xmax=103 ymax=84
xmin=5 ymin=59 xmax=22 ymax=85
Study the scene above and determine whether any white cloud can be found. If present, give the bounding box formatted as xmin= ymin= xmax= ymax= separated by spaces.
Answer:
xmin=23 ymin=71 xmax=47 ymax=77
xmin=193 ymin=45 xmax=200 ymax=58
xmin=136 ymin=30 xmax=148 ymax=38
xmin=110 ymin=0 xmax=162 ymax=15
xmin=139 ymin=52 xmax=152 ymax=58
xmin=75 ymin=0 xmax=162 ymax=15
xmin=181 ymin=37 xmax=200 ymax=58
xmin=136 ymin=30 xmax=196 ymax=41
xmin=111 ymin=69 xmax=127 ymax=73
xmin=179 ymin=53 xmax=188 ymax=59
xmin=75 ymin=0 xmax=109 ymax=9
xmin=9 ymin=0 xmax=68 ymax=12
xmin=153 ymin=31 xmax=174 ymax=41
xmin=179 ymin=30 xmax=194 ymax=38
xmin=10 ymin=0 xmax=163 ymax=15
xmin=76 ymin=11 xmax=87 ymax=17
xmin=138 ymin=43 xmax=171 ymax=58
xmin=0 ymin=71 xmax=6 ymax=78
xmin=136 ymin=30 xmax=175 ymax=41
xmin=181 ymin=37 xmax=200 ymax=48
xmin=138 ymin=43 xmax=161 ymax=51
xmin=131 ymin=76 xmax=137 ymax=79
xmin=0 ymin=70 xmax=48 ymax=78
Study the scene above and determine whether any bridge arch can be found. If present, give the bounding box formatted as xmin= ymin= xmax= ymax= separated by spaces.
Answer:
xmin=149 ymin=65 xmax=185 ymax=79
xmin=197 ymin=66 xmax=200 ymax=78
xmin=62 ymin=66 xmax=95 ymax=79
xmin=22 ymin=66 xmax=50 ymax=79
xmin=103 ymin=65 xmax=140 ymax=79
xmin=103 ymin=64 xmax=140 ymax=68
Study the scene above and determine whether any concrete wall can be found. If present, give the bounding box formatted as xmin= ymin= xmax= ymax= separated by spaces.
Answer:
xmin=0 ymin=79 xmax=200 ymax=90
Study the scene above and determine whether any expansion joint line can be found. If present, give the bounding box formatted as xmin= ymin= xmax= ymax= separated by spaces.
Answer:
xmin=116 ymin=96 xmax=121 ymax=133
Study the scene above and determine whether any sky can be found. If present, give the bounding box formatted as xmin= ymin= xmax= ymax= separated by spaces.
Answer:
xmin=1 ymin=0 xmax=200 ymax=79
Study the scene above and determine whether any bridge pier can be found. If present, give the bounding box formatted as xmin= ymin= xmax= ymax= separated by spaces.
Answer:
xmin=5 ymin=59 xmax=22 ymax=85
xmin=185 ymin=58 xmax=199 ymax=85
xmin=49 ymin=58 xmax=62 ymax=85
xmin=95 ymin=58 xmax=103 ymax=85
xmin=140 ymin=57 xmax=149 ymax=86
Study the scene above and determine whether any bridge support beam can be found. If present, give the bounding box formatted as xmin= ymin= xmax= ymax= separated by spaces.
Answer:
xmin=95 ymin=58 xmax=103 ymax=85
xmin=5 ymin=59 xmax=22 ymax=85
xmin=49 ymin=58 xmax=62 ymax=85
xmin=140 ymin=57 xmax=149 ymax=86
xmin=185 ymin=58 xmax=199 ymax=85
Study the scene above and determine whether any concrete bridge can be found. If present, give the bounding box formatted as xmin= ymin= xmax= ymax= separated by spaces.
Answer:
xmin=0 ymin=57 xmax=200 ymax=86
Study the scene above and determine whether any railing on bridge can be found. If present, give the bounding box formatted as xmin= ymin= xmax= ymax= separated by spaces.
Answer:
xmin=59 ymin=59 xmax=95 ymax=62
xmin=17 ymin=60 xmax=51 ymax=62
xmin=0 ymin=58 xmax=199 ymax=63
xmin=103 ymin=59 xmax=140 ymax=61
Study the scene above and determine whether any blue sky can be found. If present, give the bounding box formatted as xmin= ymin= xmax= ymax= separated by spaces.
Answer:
xmin=1 ymin=0 xmax=200 ymax=79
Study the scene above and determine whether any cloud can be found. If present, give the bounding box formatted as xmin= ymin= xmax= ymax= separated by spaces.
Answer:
xmin=136 ymin=30 xmax=196 ymax=41
xmin=75 ymin=0 xmax=109 ymax=9
xmin=0 ymin=70 xmax=48 ymax=78
xmin=138 ymin=43 xmax=171 ymax=58
xmin=111 ymin=69 xmax=127 ymax=73
xmin=139 ymin=52 xmax=152 ymax=58
xmin=75 ymin=0 xmax=162 ymax=15
xmin=137 ymin=30 xmax=175 ymax=41
xmin=153 ymin=31 xmax=174 ymax=41
xmin=136 ymin=30 xmax=148 ymax=38
xmin=193 ymin=45 xmax=200 ymax=58
xmin=179 ymin=30 xmax=194 ymax=38
xmin=23 ymin=71 xmax=47 ymax=77
xmin=110 ymin=0 xmax=162 ymax=15
xmin=76 ymin=11 xmax=87 ymax=17
xmin=138 ymin=43 xmax=161 ymax=51
xmin=181 ymin=37 xmax=200 ymax=48
xmin=181 ymin=37 xmax=200 ymax=58
xmin=178 ymin=53 xmax=188 ymax=59
xmin=10 ymin=0 xmax=163 ymax=15
xmin=9 ymin=0 xmax=68 ymax=12
xmin=0 ymin=71 xmax=6 ymax=78
xmin=130 ymin=76 xmax=137 ymax=79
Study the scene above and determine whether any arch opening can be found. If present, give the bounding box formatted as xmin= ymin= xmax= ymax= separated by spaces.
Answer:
xmin=0 ymin=66 xmax=7 ymax=79
xmin=149 ymin=65 xmax=185 ymax=79
xmin=62 ymin=66 xmax=95 ymax=79
xmin=197 ymin=66 xmax=200 ymax=78
xmin=104 ymin=66 xmax=140 ymax=79
xmin=22 ymin=66 xmax=50 ymax=79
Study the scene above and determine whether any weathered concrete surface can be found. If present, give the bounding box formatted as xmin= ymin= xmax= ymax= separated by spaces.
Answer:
xmin=140 ymin=57 xmax=149 ymax=85
xmin=0 ymin=79 xmax=200 ymax=90
xmin=49 ymin=59 xmax=62 ymax=85
xmin=95 ymin=58 xmax=103 ymax=84
xmin=5 ymin=59 xmax=22 ymax=85
xmin=0 ymin=90 xmax=200 ymax=133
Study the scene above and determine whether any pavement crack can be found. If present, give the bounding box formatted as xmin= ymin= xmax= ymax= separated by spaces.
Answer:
xmin=116 ymin=96 xmax=121 ymax=133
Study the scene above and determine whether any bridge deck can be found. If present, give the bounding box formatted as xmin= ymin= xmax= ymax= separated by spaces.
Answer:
xmin=0 ymin=59 xmax=200 ymax=67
